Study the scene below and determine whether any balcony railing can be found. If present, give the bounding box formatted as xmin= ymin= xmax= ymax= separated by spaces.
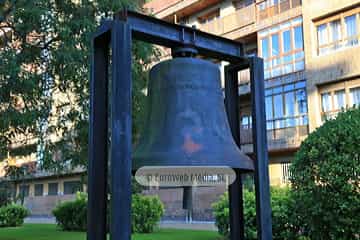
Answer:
xmin=199 ymin=0 xmax=301 ymax=36
xmin=257 ymin=0 xmax=301 ymax=21
xmin=200 ymin=4 xmax=256 ymax=35
xmin=240 ymin=124 xmax=309 ymax=149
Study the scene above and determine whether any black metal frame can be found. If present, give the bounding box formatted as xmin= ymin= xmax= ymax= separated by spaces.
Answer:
xmin=88 ymin=9 xmax=272 ymax=240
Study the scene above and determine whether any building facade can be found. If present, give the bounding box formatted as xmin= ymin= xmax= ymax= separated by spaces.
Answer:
xmin=140 ymin=0 xmax=360 ymax=220
xmin=144 ymin=0 xmax=360 ymax=185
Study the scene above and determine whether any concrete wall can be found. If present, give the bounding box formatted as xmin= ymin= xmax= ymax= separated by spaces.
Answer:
xmin=16 ymin=175 xmax=84 ymax=216
xmin=24 ymin=195 xmax=76 ymax=216
xmin=144 ymin=186 xmax=227 ymax=221
xmin=302 ymin=0 xmax=360 ymax=131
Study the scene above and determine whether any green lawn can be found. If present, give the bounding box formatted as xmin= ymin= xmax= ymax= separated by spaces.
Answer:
xmin=0 ymin=224 xmax=221 ymax=240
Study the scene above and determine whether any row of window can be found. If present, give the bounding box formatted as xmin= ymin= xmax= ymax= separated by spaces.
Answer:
xmin=259 ymin=17 xmax=304 ymax=79
xmin=19 ymin=181 xmax=82 ymax=197
xmin=257 ymin=0 xmax=301 ymax=21
xmin=317 ymin=9 xmax=360 ymax=55
xmin=242 ymin=81 xmax=360 ymax=131
xmin=321 ymin=86 xmax=360 ymax=119
xmin=265 ymin=81 xmax=307 ymax=129
xmin=258 ymin=0 xmax=301 ymax=10
xmin=241 ymin=80 xmax=308 ymax=130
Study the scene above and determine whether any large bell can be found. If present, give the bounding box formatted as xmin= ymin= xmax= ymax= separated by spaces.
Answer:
xmin=133 ymin=56 xmax=254 ymax=172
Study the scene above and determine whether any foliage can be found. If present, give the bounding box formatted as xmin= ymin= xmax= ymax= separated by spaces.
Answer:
xmin=0 ymin=204 xmax=29 ymax=227
xmin=290 ymin=107 xmax=360 ymax=240
xmin=212 ymin=192 xmax=230 ymax=238
xmin=52 ymin=192 xmax=87 ymax=231
xmin=0 ymin=0 xmax=156 ymax=172
xmin=132 ymin=176 xmax=145 ymax=194
xmin=131 ymin=193 xmax=164 ymax=233
xmin=0 ymin=182 xmax=13 ymax=207
xmin=53 ymin=192 xmax=164 ymax=233
xmin=212 ymin=187 xmax=303 ymax=240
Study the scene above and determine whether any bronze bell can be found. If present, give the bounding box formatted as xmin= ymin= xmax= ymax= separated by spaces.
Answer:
xmin=133 ymin=54 xmax=254 ymax=172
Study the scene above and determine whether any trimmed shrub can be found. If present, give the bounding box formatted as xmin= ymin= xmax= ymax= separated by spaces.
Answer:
xmin=212 ymin=192 xmax=230 ymax=238
xmin=52 ymin=192 xmax=87 ymax=231
xmin=131 ymin=194 xmax=164 ymax=233
xmin=290 ymin=107 xmax=360 ymax=240
xmin=53 ymin=192 xmax=164 ymax=233
xmin=0 ymin=204 xmax=29 ymax=227
xmin=212 ymin=187 xmax=302 ymax=240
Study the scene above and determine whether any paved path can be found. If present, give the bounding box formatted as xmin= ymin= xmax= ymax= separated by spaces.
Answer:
xmin=25 ymin=217 xmax=217 ymax=231
xmin=159 ymin=221 xmax=217 ymax=231
xmin=24 ymin=216 xmax=56 ymax=224
xmin=25 ymin=216 xmax=56 ymax=224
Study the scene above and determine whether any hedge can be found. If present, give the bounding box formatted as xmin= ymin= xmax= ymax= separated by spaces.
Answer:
xmin=53 ymin=192 xmax=164 ymax=233
xmin=0 ymin=204 xmax=29 ymax=227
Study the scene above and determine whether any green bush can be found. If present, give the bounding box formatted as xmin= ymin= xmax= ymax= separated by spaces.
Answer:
xmin=212 ymin=193 xmax=230 ymax=238
xmin=53 ymin=192 xmax=164 ymax=233
xmin=290 ymin=107 xmax=360 ymax=240
xmin=52 ymin=192 xmax=87 ymax=231
xmin=0 ymin=204 xmax=29 ymax=227
xmin=131 ymin=193 xmax=164 ymax=233
xmin=212 ymin=187 xmax=302 ymax=240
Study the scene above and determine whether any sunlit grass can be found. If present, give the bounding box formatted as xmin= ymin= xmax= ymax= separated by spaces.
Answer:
xmin=0 ymin=224 xmax=221 ymax=240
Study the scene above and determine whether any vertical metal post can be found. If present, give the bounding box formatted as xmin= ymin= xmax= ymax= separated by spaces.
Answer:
xmin=249 ymin=57 xmax=273 ymax=240
xmin=88 ymin=34 xmax=110 ymax=240
xmin=110 ymin=20 xmax=132 ymax=240
xmin=225 ymin=66 xmax=245 ymax=240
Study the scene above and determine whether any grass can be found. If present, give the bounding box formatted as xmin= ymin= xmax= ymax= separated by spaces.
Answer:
xmin=0 ymin=224 xmax=221 ymax=240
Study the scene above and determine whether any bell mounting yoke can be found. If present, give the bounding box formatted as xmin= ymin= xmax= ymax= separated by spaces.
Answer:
xmin=171 ymin=45 xmax=198 ymax=58
xmin=88 ymin=9 xmax=272 ymax=240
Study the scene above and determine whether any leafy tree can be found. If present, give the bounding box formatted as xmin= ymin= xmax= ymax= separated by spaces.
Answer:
xmin=212 ymin=187 xmax=302 ymax=240
xmin=0 ymin=181 xmax=14 ymax=207
xmin=0 ymin=0 xmax=156 ymax=173
xmin=290 ymin=107 xmax=360 ymax=240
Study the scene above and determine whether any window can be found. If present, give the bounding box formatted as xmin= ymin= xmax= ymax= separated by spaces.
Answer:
xmin=259 ymin=17 xmax=304 ymax=79
xmin=320 ymin=82 xmax=360 ymax=120
xmin=316 ymin=10 xmax=360 ymax=55
xmin=345 ymin=15 xmax=358 ymax=46
xmin=34 ymin=184 xmax=43 ymax=196
xmin=281 ymin=162 xmax=291 ymax=184
xmin=273 ymin=94 xmax=284 ymax=117
xmin=19 ymin=185 xmax=29 ymax=198
xmin=285 ymin=92 xmax=295 ymax=126
xmin=271 ymin=34 xmax=280 ymax=57
xmin=259 ymin=1 xmax=266 ymax=11
xmin=269 ymin=0 xmax=278 ymax=7
xmin=294 ymin=25 xmax=303 ymax=49
xmin=317 ymin=24 xmax=328 ymax=54
xmin=48 ymin=183 xmax=58 ymax=196
xmin=64 ymin=181 xmax=82 ymax=195
xmin=350 ymin=87 xmax=360 ymax=106
xmin=233 ymin=0 xmax=253 ymax=9
xmin=282 ymin=30 xmax=291 ymax=53
xmin=330 ymin=20 xmax=342 ymax=50
xmin=334 ymin=90 xmax=346 ymax=109
xmin=261 ymin=38 xmax=270 ymax=59
xmin=265 ymin=80 xmax=308 ymax=129
xmin=321 ymin=92 xmax=332 ymax=112
xmin=296 ymin=88 xmax=307 ymax=114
